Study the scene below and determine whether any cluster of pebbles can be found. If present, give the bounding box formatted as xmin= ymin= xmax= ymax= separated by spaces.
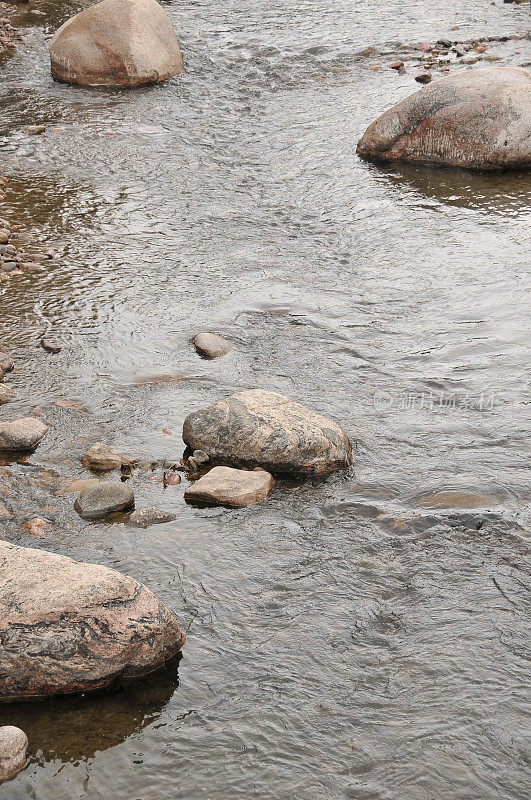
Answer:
xmin=364 ymin=32 xmax=529 ymax=83
xmin=0 ymin=3 xmax=21 ymax=55
xmin=0 ymin=178 xmax=59 ymax=280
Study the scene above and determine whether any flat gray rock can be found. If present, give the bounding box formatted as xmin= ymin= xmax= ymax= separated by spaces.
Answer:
xmin=75 ymin=481 xmax=134 ymax=519
xmin=0 ymin=417 xmax=49 ymax=452
xmin=0 ymin=541 xmax=185 ymax=702
xmin=0 ymin=726 xmax=28 ymax=784
xmin=182 ymin=390 xmax=352 ymax=476
xmin=357 ymin=66 xmax=531 ymax=170
xmin=193 ymin=332 xmax=232 ymax=359
xmin=184 ymin=466 xmax=274 ymax=507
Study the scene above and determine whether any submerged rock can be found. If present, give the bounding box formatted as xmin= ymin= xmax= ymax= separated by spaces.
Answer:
xmin=0 ymin=352 xmax=14 ymax=376
xmin=357 ymin=67 xmax=531 ymax=169
xmin=40 ymin=338 xmax=62 ymax=354
xmin=182 ymin=390 xmax=352 ymax=476
xmin=0 ymin=541 xmax=185 ymax=702
xmin=0 ymin=417 xmax=49 ymax=452
xmin=81 ymin=442 xmax=131 ymax=472
xmin=75 ymin=481 xmax=134 ymax=519
xmin=193 ymin=332 xmax=232 ymax=359
xmin=0 ymin=726 xmax=28 ymax=784
xmin=0 ymin=386 xmax=16 ymax=405
xmin=184 ymin=466 xmax=274 ymax=507
xmin=127 ymin=508 xmax=177 ymax=528
xmin=49 ymin=0 xmax=183 ymax=87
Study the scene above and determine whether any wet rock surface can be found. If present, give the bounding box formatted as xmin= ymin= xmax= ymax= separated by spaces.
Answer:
xmin=0 ymin=385 xmax=16 ymax=404
xmin=0 ymin=726 xmax=28 ymax=784
xmin=81 ymin=442 xmax=131 ymax=472
xmin=74 ymin=480 xmax=134 ymax=519
xmin=183 ymin=390 xmax=353 ymax=476
xmin=0 ymin=541 xmax=185 ymax=702
xmin=193 ymin=332 xmax=232 ymax=359
xmin=184 ymin=466 xmax=275 ymax=507
xmin=357 ymin=66 xmax=531 ymax=169
xmin=49 ymin=0 xmax=184 ymax=87
xmin=127 ymin=507 xmax=177 ymax=527
xmin=0 ymin=417 xmax=49 ymax=452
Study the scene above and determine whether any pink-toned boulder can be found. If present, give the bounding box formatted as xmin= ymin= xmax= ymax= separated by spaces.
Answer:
xmin=0 ymin=726 xmax=28 ymax=784
xmin=357 ymin=67 xmax=531 ymax=170
xmin=184 ymin=466 xmax=274 ymax=507
xmin=0 ymin=541 xmax=185 ymax=702
xmin=49 ymin=0 xmax=183 ymax=87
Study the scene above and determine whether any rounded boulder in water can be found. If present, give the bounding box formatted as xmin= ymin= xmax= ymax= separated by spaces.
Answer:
xmin=357 ymin=67 xmax=531 ymax=170
xmin=49 ymin=0 xmax=183 ymax=87
xmin=182 ymin=390 xmax=353 ymax=476
xmin=0 ymin=726 xmax=28 ymax=784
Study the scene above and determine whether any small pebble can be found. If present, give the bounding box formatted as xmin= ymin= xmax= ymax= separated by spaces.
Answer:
xmin=40 ymin=338 xmax=62 ymax=354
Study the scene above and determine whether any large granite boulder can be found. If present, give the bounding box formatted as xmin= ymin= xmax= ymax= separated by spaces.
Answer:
xmin=357 ymin=67 xmax=531 ymax=170
xmin=0 ymin=726 xmax=27 ymax=784
xmin=0 ymin=541 xmax=185 ymax=702
xmin=49 ymin=0 xmax=183 ymax=87
xmin=182 ymin=390 xmax=352 ymax=476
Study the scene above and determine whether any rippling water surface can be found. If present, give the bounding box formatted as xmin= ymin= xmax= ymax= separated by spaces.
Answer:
xmin=0 ymin=1 xmax=530 ymax=798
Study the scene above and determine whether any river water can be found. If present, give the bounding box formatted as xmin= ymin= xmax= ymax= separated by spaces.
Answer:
xmin=1 ymin=1 xmax=530 ymax=798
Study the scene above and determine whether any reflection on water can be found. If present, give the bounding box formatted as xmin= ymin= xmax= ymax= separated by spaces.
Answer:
xmin=0 ymin=0 xmax=530 ymax=798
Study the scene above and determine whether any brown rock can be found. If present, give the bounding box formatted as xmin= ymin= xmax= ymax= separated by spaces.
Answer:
xmin=0 ymin=502 xmax=13 ymax=519
xmin=357 ymin=67 xmax=531 ymax=170
xmin=49 ymin=0 xmax=183 ymax=87
xmin=389 ymin=60 xmax=404 ymax=70
xmin=184 ymin=466 xmax=274 ymax=507
xmin=58 ymin=478 xmax=100 ymax=495
xmin=182 ymin=390 xmax=352 ymax=476
xmin=0 ymin=385 xmax=16 ymax=404
xmin=193 ymin=332 xmax=232 ymax=359
xmin=0 ymin=230 xmax=9 ymax=245
xmin=127 ymin=508 xmax=177 ymax=527
xmin=0 ymin=352 xmax=14 ymax=375
xmin=0 ymin=541 xmax=185 ymax=702
xmin=0 ymin=417 xmax=49 ymax=452
xmin=81 ymin=442 xmax=131 ymax=472
xmin=0 ymin=726 xmax=28 ymax=784
xmin=417 ymin=42 xmax=432 ymax=52
xmin=22 ymin=517 xmax=51 ymax=537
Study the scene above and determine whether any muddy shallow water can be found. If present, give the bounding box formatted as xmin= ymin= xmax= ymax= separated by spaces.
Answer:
xmin=1 ymin=1 xmax=530 ymax=798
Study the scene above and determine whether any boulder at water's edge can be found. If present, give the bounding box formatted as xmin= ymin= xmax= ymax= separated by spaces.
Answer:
xmin=49 ymin=0 xmax=183 ymax=87
xmin=357 ymin=67 xmax=531 ymax=170
xmin=0 ymin=541 xmax=185 ymax=702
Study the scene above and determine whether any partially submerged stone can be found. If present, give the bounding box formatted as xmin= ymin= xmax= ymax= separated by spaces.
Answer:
xmin=49 ymin=0 xmax=183 ymax=87
xmin=193 ymin=332 xmax=232 ymax=359
xmin=0 ymin=726 xmax=28 ymax=784
xmin=0 ymin=541 xmax=185 ymax=702
xmin=185 ymin=466 xmax=274 ymax=507
xmin=127 ymin=508 xmax=177 ymax=528
xmin=0 ymin=352 xmax=14 ymax=375
xmin=81 ymin=442 xmax=131 ymax=472
xmin=182 ymin=390 xmax=352 ymax=476
xmin=0 ymin=417 xmax=49 ymax=452
xmin=75 ymin=481 xmax=134 ymax=519
xmin=59 ymin=478 xmax=100 ymax=495
xmin=357 ymin=66 xmax=531 ymax=170
xmin=0 ymin=385 xmax=16 ymax=405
